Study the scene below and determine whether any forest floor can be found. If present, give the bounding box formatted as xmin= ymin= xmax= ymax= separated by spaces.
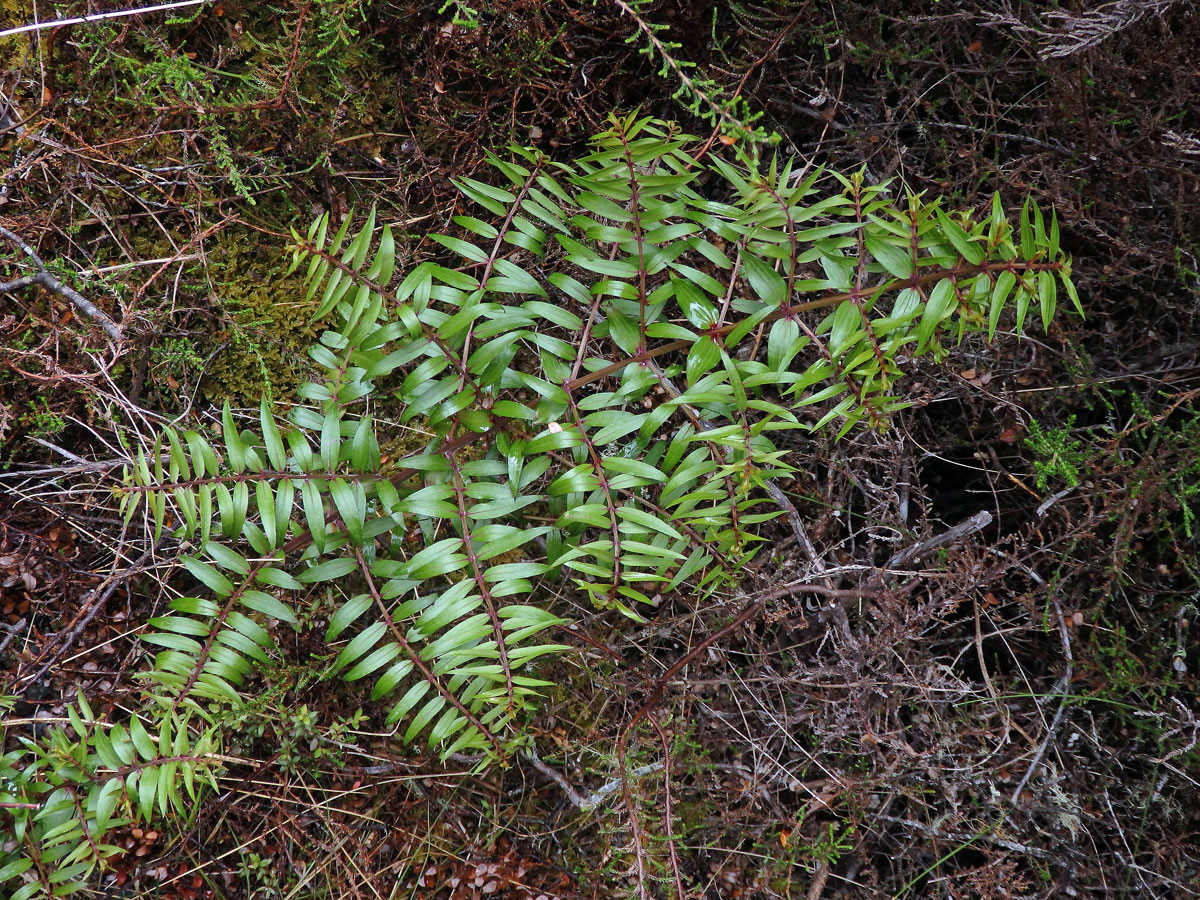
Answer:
xmin=1 ymin=1 xmax=1198 ymax=898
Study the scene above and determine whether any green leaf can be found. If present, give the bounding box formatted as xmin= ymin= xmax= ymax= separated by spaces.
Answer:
xmin=345 ymin=641 xmax=403 ymax=681
xmin=601 ymin=456 xmax=665 ymax=482
xmin=453 ymin=215 xmax=499 ymax=239
xmin=767 ymin=318 xmax=802 ymax=371
xmin=181 ymin=556 xmax=234 ymax=598
xmin=1062 ymin=270 xmax=1083 ymax=317
xmin=221 ymin=402 xmax=246 ymax=473
xmin=687 ymin=336 xmax=721 ymax=384
xmin=741 ymin=254 xmax=787 ymax=305
xmin=376 ymin=224 xmax=396 ymax=285
xmin=301 ymin=480 xmax=327 ymax=554
xmin=204 ymin=542 xmax=249 ymax=576
xmin=916 ymin=278 xmax=957 ymax=351
xmin=864 ymin=234 xmax=914 ymax=279
xmin=1020 ymin=198 xmax=1035 ymax=259
xmin=257 ymin=479 xmax=276 ymax=549
xmin=148 ymin=616 xmax=211 ymax=637
xmin=372 ymin=659 xmax=415 ymax=699
xmin=675 ymin=278 xmax=714 ymax=328
xmin=398 ymin=484 xmax=458 ymax=519
xmin=0 ymin=857 xmax=34 ymax=883
xmin=94 ymin=778 xmax=122 ymax=832
xmin=261 ymin=395 xmax=286 ymax=470
xmin=241 ymin=590 xmax=298 ymax=625
xmin=298 ymin=557 xmax=358 ymax=583
xmin=129 ymin=717 xmax=158 ymax=760
xmin=606 ymin=307 xmax=642 ymax=354
xmin=935 ymin=210 xmax=985 ymax=265
xmin=527 ymin=426 xmax=583 ymax=454
xmin=616 ymin=505 xmax=681 ymax=538
xmin=558 ymin=503 xmax=612 ymax=529
xmin=431 ymin=233 xmax=489 ymax=263
xmin=331 ymin=478 xmax=367 ymax=545
xmin=522 ymin=300 xmax=582 ymax=330
xmin=827 ymin=300 xmax=860 ymax=356
xmin=387 ymin=680 xmax=432 ymax=726
xmin=334 ymin=621 xmax=388 ymax=673
xmin=1038 ymin=270 xmax=1057 ymax=331
xmin=474 ymin=525 xmax=549 ymax=561
xmin=1015 ymin=277 xmax=1031 ymax=334
xmin=407 ymin=538 xmax=469 ymax=581
xmin=405 ymin=696 xmax=447 ymax=744
xmin=257 ymin=567 xmax=304 ymax=591
xmin=321 ymin=408 xmax=342 ymax=470
xmin=142 ymin=632 xmax=203 ymax=653
xmin=483 ymin=562 xmax=549 ymax=581
xmin=457 ymin=177 xmax=516 ymax=215
xmin=988 ymin=270 xmax=1016 ymax=340
xmin=326 ymin=593 xmax=373 ymax=641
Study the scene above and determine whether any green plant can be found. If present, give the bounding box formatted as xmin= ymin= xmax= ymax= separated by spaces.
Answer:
xmin=90 ymin=30 xmax=262 ymax=201
xmin=789 ymin=818 xmax=855 ymax=870
xmin=439 ymin=0 xmax=481 ymax=29
xmin=611 ymin=0 xmax=773 ymax=146
xmin=772 ymin=806 xmax=854 ymax=896
xmin=236 ymin=850 xmax=279 ymax=898
xmin=809 ymin=821 xmax=854 ymax=867
xmin=66 ymin=0 xmax=374 ymax=207
xmin=0 ymin=696 xmax=220 ymax=900
xmin=152 ymin=336 xmax=204 ymax=374
xmin=1138 ymin=403 xmax=1200 ymax=543
xmin=1025 ymin=415 xmax=1088 ymax=490
xmin=0 ymin=113 xmax=1074 ymax=897
xmin=19 ymin=397 xmax=67 ymax=438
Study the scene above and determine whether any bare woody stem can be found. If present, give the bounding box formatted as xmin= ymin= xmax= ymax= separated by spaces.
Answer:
xmin=0 ymin=226 xmax=123 ymax=342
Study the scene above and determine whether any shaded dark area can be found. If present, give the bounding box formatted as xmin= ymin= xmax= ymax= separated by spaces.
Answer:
xmin=1 ymin=1 xmax=1198 ymax=898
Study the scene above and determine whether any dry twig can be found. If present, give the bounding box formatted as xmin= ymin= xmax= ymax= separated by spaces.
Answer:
xmin=983 ymin=0 xmax=1187 ymax=59
xmin=0 ymin=226 xmax=122 ymax=342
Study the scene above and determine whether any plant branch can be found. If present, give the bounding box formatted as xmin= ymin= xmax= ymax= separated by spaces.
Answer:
xmin=444 ymin=453 xmax=517 ymax=710
xmin=565 ymin=259 xmax=1066 ymax=392
xmin=0 ymin=226 xmax=122 ymax=342
xmin=353 ymin=548 xmax=506 ymax=757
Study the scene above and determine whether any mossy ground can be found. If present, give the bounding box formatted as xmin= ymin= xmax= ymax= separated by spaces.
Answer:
xmin=199 ymin=224 xmax=328 ymax=406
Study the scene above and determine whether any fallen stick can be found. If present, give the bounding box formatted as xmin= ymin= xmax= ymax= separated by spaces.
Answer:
xmin=0 ymin=225 xmax=122 ymax=343
xmin=886 ymin=510 xmax=993 ymax=570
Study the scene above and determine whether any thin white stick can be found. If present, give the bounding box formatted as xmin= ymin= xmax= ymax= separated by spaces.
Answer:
xmin=0 ymin=0 xmax=209 ymax=39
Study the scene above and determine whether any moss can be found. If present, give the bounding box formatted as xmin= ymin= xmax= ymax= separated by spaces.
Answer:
xmin=201 ymin=226 xmax=327 ymax=406
xmin=0 ymin=1 xmax=36 ymax=143
xmin=0 ymin=0 xmax=33 ymax=70
xmin=377 ymin=429 xmax=438 ymax=477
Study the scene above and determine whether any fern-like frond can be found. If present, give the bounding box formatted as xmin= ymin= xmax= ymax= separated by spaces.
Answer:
xmin=3 ymin=114 xmax=1077 ymax=898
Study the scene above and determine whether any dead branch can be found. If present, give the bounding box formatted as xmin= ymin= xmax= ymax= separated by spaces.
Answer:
xmin=0 ymin=226 xmax=122 ymax=343
xmin=886 ymin=510 xmax=993 ymax=570
xmin=983 ymin=0 xmax=1187 ymax=60
xmin=1010 ymin=596 xmax=1073 ymax=804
